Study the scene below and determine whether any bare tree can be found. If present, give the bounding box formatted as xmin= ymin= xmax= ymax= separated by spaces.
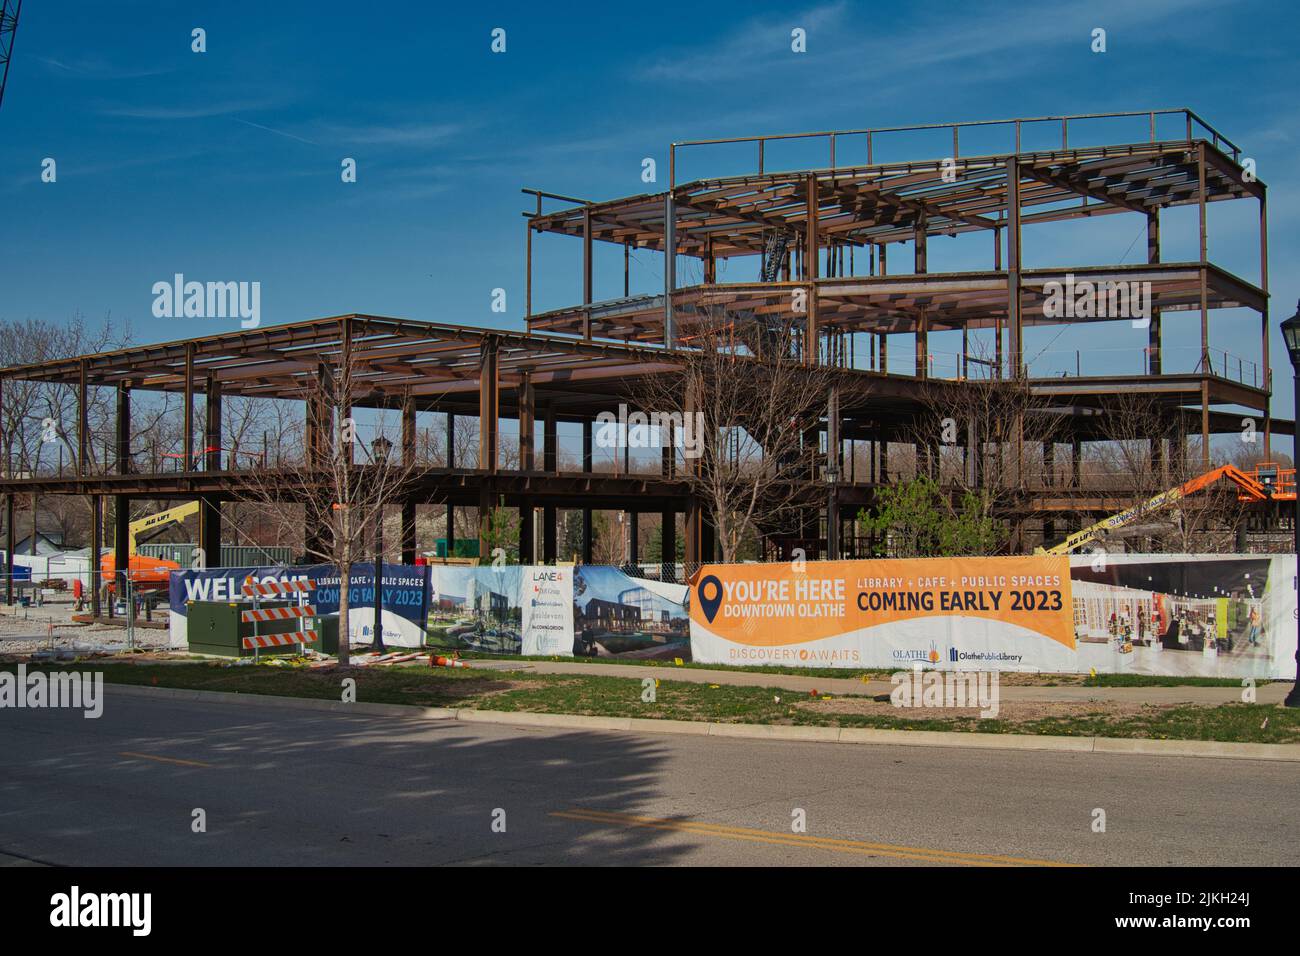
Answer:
xmin=631 ymin=308 xmax=846 ymax=562
xmin=236 ymin=354 xmax=422 ymax=664
xmin=2 ymin=314 xmax=132 ymax=479
xmin=1082 ymin=392 xmax=1249 ymax=553
xmin=0 ymin=316 xmax=137 ymax=550
xmin=909 ymin=348 xmax=1070 ymax=551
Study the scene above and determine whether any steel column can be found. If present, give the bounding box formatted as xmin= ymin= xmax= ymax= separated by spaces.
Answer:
xmin=90 ymin=495 xmax=102 ymax=616
xmin=1197 ymin=142 xmax=1210 ymax=468
xmin=582 ymin=206 xmax=593 ymax=340
xmin=77 ymin=360 xmax=88 ymax=475
xmin=1148 ymin=211 xmax=1162 ymax=375
xmin=664 ymin=193 xmax=676 ymax=347
xmin=204 ymin=377 xmax=222 ymax=471
xmin=3 ymin=493 xmax=12 ymax=605
xmin=518 ymin=372 xmax=535 ymax=471
xmin=479 ymin=337 xmax=499 ymax=473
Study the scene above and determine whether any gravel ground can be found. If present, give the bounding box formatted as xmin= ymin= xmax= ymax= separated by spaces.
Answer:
xmin=0 ymin=597 xmax=173 ymax=655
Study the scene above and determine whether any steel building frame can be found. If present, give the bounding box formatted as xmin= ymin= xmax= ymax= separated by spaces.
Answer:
xmin=0 ymin=109 xmax=1289 ymax=607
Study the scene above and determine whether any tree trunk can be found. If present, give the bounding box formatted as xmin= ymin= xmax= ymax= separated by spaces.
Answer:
xmin=337 ymin=557 xmax=351 ymax=666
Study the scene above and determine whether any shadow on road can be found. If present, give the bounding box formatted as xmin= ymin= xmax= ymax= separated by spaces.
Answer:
xmin=0 ymin=697 xmax=699 ymax=866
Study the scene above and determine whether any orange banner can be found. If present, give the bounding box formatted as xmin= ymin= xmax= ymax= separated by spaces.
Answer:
xmin=692 ymin=555 xmax=1074 ymax=650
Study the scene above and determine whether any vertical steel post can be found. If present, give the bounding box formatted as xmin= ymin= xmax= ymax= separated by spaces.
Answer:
xmin=479 ymin=336 xmax=499 ymax=474
xmin=1260 ymin=191 xmax=1271 ymax=457
xmin=1197 ymin=142 xmax=1210 ymax=467
xmin=805 ymin=175 xmax=819 ymax=364
xmin=664 ymin=193 xmax=676 ymax=348
xmin=582 ymin=206 xmax=593 ymax=340
xmin=1148 ymin=211 xmax=1162 ymax=375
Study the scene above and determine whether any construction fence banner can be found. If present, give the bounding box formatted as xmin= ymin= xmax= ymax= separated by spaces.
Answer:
xmin=1066 ymin=553 xmax=1296 ymax=679
xmin=689 ymin=553 xmax=1298 ymax=678
xmin=168 ymin=563 xmax=431 ymax=649
xmin=426 ymin=564 xmax=689 ymax=661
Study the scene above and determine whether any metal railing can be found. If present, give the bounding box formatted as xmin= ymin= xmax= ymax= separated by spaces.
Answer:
xmin=907 ymin=345 xmax=1263 ymax=387
xmin=670 ymin=108 xmax=1240 ymax=185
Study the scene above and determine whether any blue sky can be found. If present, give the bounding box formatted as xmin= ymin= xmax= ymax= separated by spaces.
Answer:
xmin=1 ymin=0 xmax=1297 ymax=448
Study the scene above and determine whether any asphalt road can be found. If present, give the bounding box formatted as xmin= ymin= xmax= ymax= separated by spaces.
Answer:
xmin=1 ymin=689 xmax=1295 ymax=866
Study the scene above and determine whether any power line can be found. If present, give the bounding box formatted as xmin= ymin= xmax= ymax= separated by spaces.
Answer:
xmin=0 ymin=0 xmax=22 ymax=113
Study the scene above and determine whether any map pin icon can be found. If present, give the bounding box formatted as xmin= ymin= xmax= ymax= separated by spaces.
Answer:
xmin=698 ymin=575 xmax=723 ymax=624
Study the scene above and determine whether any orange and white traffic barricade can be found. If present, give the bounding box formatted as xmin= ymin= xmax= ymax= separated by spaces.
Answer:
xmin=241 ymin=577 xmax=315 ymax=598
xmin=242 ymin=629 xmax=318 ymax=653
xmin=240 ymin=576 xmax=318 ymax=659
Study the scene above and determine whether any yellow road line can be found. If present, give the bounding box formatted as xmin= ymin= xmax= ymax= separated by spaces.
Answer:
xmin=118 ymin=751 xmax=214 ymax=768
xmin=552 ymin=808 xmax=1078 ymax=867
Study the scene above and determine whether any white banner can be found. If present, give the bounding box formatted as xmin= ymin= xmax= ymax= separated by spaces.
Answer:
xmin=520 ymin=566 xmax=575 ymax=656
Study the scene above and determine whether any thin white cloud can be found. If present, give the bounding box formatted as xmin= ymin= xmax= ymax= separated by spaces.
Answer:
xmin=316 ymin=120 xmax=465 ymax=147
xmin=37 ymin=55 xmax=172 ymax=80
xmin=639 ymin=1 xmax=848 ymax=82
xmin=636 ymin=0 xmax=1224 ymax=86
xmin=232 ymin=117 xmax=319 ymax=146
xmin=100 ymin=98 xmax=288 ymax=120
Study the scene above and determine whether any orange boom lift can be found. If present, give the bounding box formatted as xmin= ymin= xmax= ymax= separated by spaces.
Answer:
xmin=1039 ymin=463 xmax=1294 ymax=555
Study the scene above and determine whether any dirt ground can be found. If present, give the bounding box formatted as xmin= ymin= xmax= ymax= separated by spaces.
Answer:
xmin=794 ymin=695 xmax=1158 ymax=724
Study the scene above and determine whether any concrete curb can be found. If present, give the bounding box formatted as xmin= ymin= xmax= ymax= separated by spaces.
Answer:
xmin=103 ymin=682 xmax=1300 ymax=762
xmin=106 ymin=683 xmax=459 ymax=721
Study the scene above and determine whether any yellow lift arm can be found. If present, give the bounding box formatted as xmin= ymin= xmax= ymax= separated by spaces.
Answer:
xmin=128 ymin=500 xmax=200 ymax=556
xmin=1037 ymin=465 xmax=1270 ymax=556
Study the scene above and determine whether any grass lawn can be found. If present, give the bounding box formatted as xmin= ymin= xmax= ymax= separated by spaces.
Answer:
xmin=5 ymin=660 xmax=1297 ymax=745
xmin=447 ymin=651 xmax=1266 ymax=688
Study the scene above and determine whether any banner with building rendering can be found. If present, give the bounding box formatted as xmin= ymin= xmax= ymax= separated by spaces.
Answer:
xmin=426 ymin=566 xmax=528 ymax=654
xmin=688 ymin=554 xmax=1297 ymax=678
xmin=571 ymin=566 xmax=690 ymax=661
xmin=425 ymin=564 xmax=689 ymax=660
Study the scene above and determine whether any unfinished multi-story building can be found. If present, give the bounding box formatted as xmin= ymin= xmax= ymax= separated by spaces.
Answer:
xmin=523 ymin=108 xmax=1285 ymax=550
xmin=0 ymin=109 xmax=1289 ymax=614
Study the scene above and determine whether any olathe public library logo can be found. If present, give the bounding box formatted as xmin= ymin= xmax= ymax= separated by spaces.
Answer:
xmin=1 ymin=665 xmax=104 ymax=719
xmin=50 ymin=887 xmax=151 ymax=936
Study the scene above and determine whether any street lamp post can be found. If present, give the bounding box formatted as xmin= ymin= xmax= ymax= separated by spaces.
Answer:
xmin=1280 ymin=302 xmax=1300 ymax=707
xmin=825 ymin=463 xmax=840 ymax=561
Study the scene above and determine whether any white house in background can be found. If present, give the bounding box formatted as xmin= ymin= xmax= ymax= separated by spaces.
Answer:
xmin=11 ymin=531 xmax=65 ymax=555
xmin=5 ymin=547 xmax=103 ymax=589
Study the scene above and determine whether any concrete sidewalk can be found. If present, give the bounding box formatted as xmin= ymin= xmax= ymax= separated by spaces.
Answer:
xmin=471 ymin=658 xmax=1292 ymax=705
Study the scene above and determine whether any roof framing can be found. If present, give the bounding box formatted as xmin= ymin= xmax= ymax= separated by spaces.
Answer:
xmin=526 ymin=140 xmax=1259 ymax=256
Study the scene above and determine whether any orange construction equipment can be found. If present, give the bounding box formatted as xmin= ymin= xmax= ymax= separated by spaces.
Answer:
xmin=1239 ymin=461 xmax=1297 ymax=501
xmin=100 ymin=552 xmax=181 ymax=591
xmin=1040 ymin=464 xmax=1279 ymax=555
